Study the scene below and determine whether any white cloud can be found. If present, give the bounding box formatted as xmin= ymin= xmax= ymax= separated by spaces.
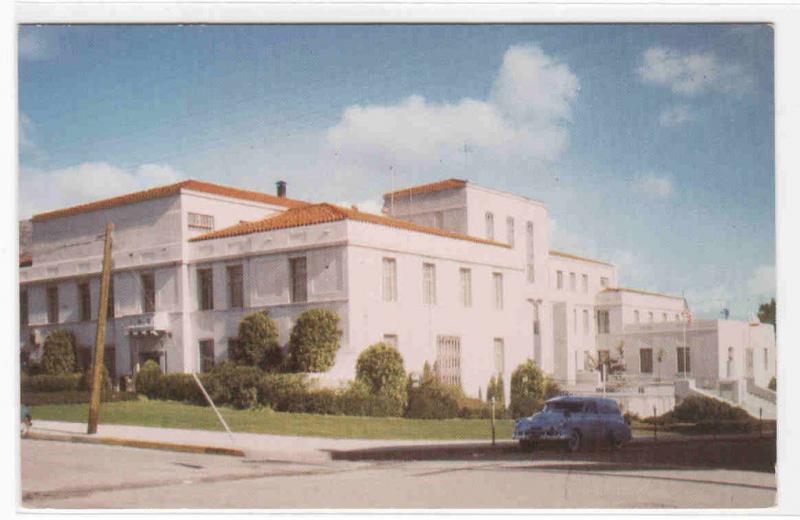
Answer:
xmin=326 ymin=44 xmax=579 ymax=176
xmin=19 ymin=162 xmax=184 ymax=218
xmin=19 ymin=31 xmax=53 ymax=61
xmin=632 ymin=174 xmax=675 ymax=199
xmin=747 ymin=264 xmax=775 ymax=298
xmin=658 ymin=104 xmax=694 ymax=127
xmin=637 ymin=47 xmax=751 ymax=96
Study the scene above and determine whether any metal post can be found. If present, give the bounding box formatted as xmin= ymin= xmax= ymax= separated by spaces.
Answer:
xmin=759 ymin=407 xmax=763 ymax=438
xmin=653 ymin=406 xmax=657 ymax=442
xmin=491 ymin=397 xmax=496 ymax=446
xmin=192 ymin=373 xmax=237 ymax=450
xmin=87 ymin=223 xmax=113 ymax=435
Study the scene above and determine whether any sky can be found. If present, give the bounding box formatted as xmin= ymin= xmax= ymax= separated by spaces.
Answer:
xmin=18 ymin=24 xmax=775 ymax=320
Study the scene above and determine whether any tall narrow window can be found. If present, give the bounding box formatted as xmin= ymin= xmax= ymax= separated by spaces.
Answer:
xmin=583 ymin=309 xmax=589 ymax=335
xmin=600 ymin=276 xmax=609 ymax=288
xmin=107 ymin=278 xmax=115 ymax=319
xmin=596 ymin=310 xmax=610 ymax=334
xmin=423 ymin=263 xmax=436 ymax=305
xmin=78 ymin=281 xmax=91 ymax=321
xmin=20 ymin=289 xmax=28 ymax=327
xmin=573 ymin=308 xmax=577 ymax=333
xmin=459 ymin=268 xmax=472 ymax=307
xmin=493 ymin=338 xmax=505 ymax=376
xmin=764 ymin=348 xmax=769 ymax=370
xmin=569 ymin=272 xmax=576 ymax=292
xmin=197 ymin=268 xmax=213 ymax=310
xmin=141 ymin=272 xmax=156 ymax=313
xmin=581 ymin=274 xmax=588 ymax=293
xmin=433 ymin=211 xmax=444 ymax=229
xmin=634 ymin=310 xmax=640 ymax=323
xmin=199 ymin=339 xmax=215 ymax=373
xmin=662 ymin=313 xmax=668 ymax=322
xmin=383 ymin=334 xmax=398 ymax=349
xmin=493 ymin=273 xmax=503 ymax=310
xmin=226 ymin=265 xmax=244 ymax=309
xmin=525 ymin=222 xmax=535 ymax=283
xmin=46 ymin=285 xmax=59 ymax=324
xmin=648 ymin=311 xmax=654 ymax=323
xmin=533 ymin=303 xmax=540 ymax=335
xmin=290 ymin=257 xmax=307 ymax=303
xmin=436 ymin=335 xmax=461 ymax=387
xmin=506 ymin=217 xmax=515 ymax=247
xmin=382 ymin=258 xmax=397 ymax=302
xmin=640 ymin=348 xmax=653 ymax=374
xmin=485 ymin=212 xmax=494 ymax=240
xmin=677 ymin=347 xmax=691 ymax=374
xmin=557 ymin=271 xmax=564 ymax=290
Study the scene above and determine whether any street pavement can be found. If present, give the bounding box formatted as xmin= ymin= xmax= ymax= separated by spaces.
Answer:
xmin=20 ymin=439 xmax=776 ymax=509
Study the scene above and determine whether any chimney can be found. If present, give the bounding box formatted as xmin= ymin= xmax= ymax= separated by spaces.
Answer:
xmin=276 ymin=180 xmax=287 ymax=198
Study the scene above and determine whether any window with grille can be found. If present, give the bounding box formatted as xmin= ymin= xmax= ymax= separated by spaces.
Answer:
xmin=197 ymin=268 xmax=213 ymax=310
xmin=677 ymin=347 xmax=691 ymax=373
xmin=382 ymin=258 xmax=397 ymax=302
xmin=459 ymin=268 xmax=472 ymax=307
xmin=290 ymin=257 xmax=307 ymax=303
xmin=436 ymin=335 xmax=461 ymax=387
xmin=188 ymin=212 xmax=214 ymax=230
xmin=46 ymin=285 xmax=59 ymax=324
xmin=227 ymin=265 xmax=244 ymax=309
xmin=141 ymin=272 xmax=156 ymax=313
xmin=639 ymin=348 xmax=653 ymax=374
xmin=493 ymin=273 xmax=503 ymax=310
xmin=199 ymin=339 xmax=215 ymax=373
xmin=493 ymin=338 xmax=505 ymax=376
xmin=506 ymin=217 xmax=515 ymax=247
xmin=78 ymin=281 xmax=91 ymax=321
xmin=485 ymin=212 xmax=494 ymax=240
xmin=526 ymin=222 xmax=535 ymax=283
xmin=596 ymin=310 xmax=610 ymax=334
xmin=423 ymin=263 xmax=436 ymax=305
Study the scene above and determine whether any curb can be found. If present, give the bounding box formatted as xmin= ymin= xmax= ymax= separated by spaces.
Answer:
xmin=23 ymin=431 xmax=245 ymax=457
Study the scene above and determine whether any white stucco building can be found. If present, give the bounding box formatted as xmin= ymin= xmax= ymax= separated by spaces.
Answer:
xmin=18 ymin=177 xmax=775 ymax=416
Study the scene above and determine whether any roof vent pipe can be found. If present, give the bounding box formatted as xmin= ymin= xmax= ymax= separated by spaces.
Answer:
xmin=276 ymin=180 xmax=287 ymax=198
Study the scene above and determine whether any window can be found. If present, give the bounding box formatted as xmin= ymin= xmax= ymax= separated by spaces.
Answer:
xmin=569 ymin=272 xmax=576 ymax=292
xmin=583 ymin=309 xmax=590 ymax=335
xmin=533 ymin=302 xmax=540 ymax=336
xmin=634 ymin=310 xmax=640 ymax=323
xmin=493 ymin=273 xmax=504 ymax=309
xmin=433 ymin=211 xmax=444 ymax=229
xmin=459 ymin=268 xmax=472 ymax=307
xmin=677 ymin=347 xmax=691 ymax=374
xmin=290 ymin=257 xmax=307 ymax=303
xmin=556 ymin=271 xmax=564 ymax=290
xmin=227 ymin=265 xmax=244 ymax=309
xmin=423 ymin=263 xmax=436 ymax=305
xmin=107 ymin=278 xmax=115 ymax=319
xmin=78 ymin=281 xmax=91 ymax=321
xmin=485 ymin=212 xmax=494 ymax=240
xmin=188 ymin=212 xmax=214 ymax=230
xmin=675 ymin=314 xmax=680 ymax=321
xmin=46 ymin=285 xmax=59 ymax=324
xmin=199 ymin=340 xmax=215 ymax=373
xmin=581 ymin=274 xmax=588 ymax=293
xmin=382 ymin=258 xmax=398 ymax=302
xmin=648 ymin=311 xmax=654 ymax=323
xmin=493 ymin=338 xmax=505 ymax=376
xmin=600 ymin=276 xmax=609 ymax=288
xmin=141 ymin=272 xmax=156 ymax=313
xmin=197 ymin=268 xmax=213 ymax=310
xmin=640 ymin=348 xmax=653 ymax=374
xmin=383 ymin=334 xmax=398 ymax=349
xmin=506 ymin=217 xmax=515 ymax=247
xmin=573 ymin=308 xmax=577 ymax=333
xmin=436 ymin=335 xmax=461 ymax=387
xmin=764 ymin=348 xmax=769 ymax=370
xmin=20 ymin=289 xmax=28 ymax=327
xmin=662 ymin=313 xmax=668 ymax=322
xmin=596 ymin=310 xmax=610 ymax=334
xmin=526 ymin=222 xmax=535 ymax=283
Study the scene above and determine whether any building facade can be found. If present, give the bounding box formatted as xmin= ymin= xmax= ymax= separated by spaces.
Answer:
xmin=19 ymin=178 xmax=776 ymax=414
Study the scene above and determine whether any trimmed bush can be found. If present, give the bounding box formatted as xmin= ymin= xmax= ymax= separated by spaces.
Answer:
xmin=135 ymin=359 xmax=163 ymax=398
xmin=81 ymin=364 xmax=112 ymax=394
xmin=355 ymin=343 xmax=407 ymax=414
xmin=232 ymin=310 xmax=282 ymax=371
xmin=509 ymin=359 xmax=547 ymax=418
xmin=669 ymin=395 xmax=751 ymax=423
xmin=21 ymin=390 xmax=139 ymax=406
xmin=159 ymin=373 xmax=205 ymax=405
xmin=457 ymin=395 xmax=492 ymax=419
xmin=257 ymin=373 xmax=310 ymax=411
xmin=338 ymin=380 xmax=402 ymax=417
xmin=285 ymin=388 xmax=341 ymax=415
xmin=41 ymin=330 xmax=78 ymax=375
xmin=405 ymin=364 xmax=461 ymax=419
xmin=204 ymin=362 xmax=263 ymax=409
xmin=288 ymin=309 xmax=342 ymax=372
xmin=21 ymin=373 xmax=83 ymax=393
xmin=768 ymin=377 xmax=776 ymax=391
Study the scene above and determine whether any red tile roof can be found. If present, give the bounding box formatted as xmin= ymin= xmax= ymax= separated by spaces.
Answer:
xmin=549 ymin=250 xmax=614 ymax=267
xmin=383 ymin=178 xmax=467 ymax=200
xmin=31 ymin=179 xmax=308 ymax=222
xmin=601 ymin=287 xmax=683 ymax=300
xmin=190 ymin=202 xmax=511 ymax=248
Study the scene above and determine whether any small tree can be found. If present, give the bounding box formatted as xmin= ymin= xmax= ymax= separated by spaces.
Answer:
xmin=356 ymin=343 xmax=407 ymax=414
xmin=768 ymin=377 xmax=776 ymax=392
xmin=758 ymin=298 xmax=776 ymax=331
xmin=405 ymin=361 xmax=460 ymax=419
xmin=509 ymin=359 xmax=547 ymax=418
xmin=41 ymin=330 xmax=78 ymax=375
xmin=232 ymin=310 xmax=282 ymax=371
xmin=288 ymin=309 xmax=342 ymax=372
xmin=587 ymin=342 xmax=628 ymax=390
xmin=486 ymin=374 xmax=506 ymax=409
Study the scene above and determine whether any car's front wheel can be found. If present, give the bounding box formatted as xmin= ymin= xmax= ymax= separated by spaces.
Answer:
xmin=566 ymin=430 xmax=582 ymax=453
xmin=608 ymin=433 xmax=624 ymax=450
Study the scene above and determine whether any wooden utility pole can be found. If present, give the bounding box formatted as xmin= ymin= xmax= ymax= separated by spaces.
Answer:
xmin=88 ymin=222 xmax=113 ymax=435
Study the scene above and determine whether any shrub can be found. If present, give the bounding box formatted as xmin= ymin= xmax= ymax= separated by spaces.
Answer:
xmin=204 ymin=362 xmax=263 ymax=409
xmin=509 ymin=359 xmax=547 ymax=418
xmin=486 ymin=374 xmax=506 ymax=409
xmin=288 ymin=309 xmax=342 ymax=372
xmin=21 ymin=390 xmax=139 ymax=406
xmin=80 ymin=364 xmax=112 ymax=394
xmin=286 ymin=388 xmax=341 ymax=415
xmin=668 ymin=395 xmax=751 ymax=423
xmin=768 ymin=377 xmax=776 ymax=391
xmin=457 ymin=395 xmax=492 ymax=419
xmin=355 ymin=343 xmax=407 ymax=413
xmin=41 ymin=330 xmax=78 ymax=375
xmin=544 ymin=377 xmax=563 ymax=399
xmin=338 ymin=380 xmax=402 ymax=417
xmin=21 ymin=373 xmax=83 ymax=393
xmin=257 ymin=373 xmax=310 ymax=411
xmin=405 ymin=363 xmax=461 ymax=419
xmin=159 ymin=373 xmax=205 ymax=404
xmin=135 ymin=359 xmax=163 ymax=398
xmin=232 ymin=310 xmax=282 ymax=371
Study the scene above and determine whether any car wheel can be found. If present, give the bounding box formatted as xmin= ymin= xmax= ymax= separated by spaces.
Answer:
xmin=519 ymin=440 xmax=534 ymax=452
xmin=608 ymin=432 xmax=623 ymax=450
xmin=566 ymin=430 xmax=582 ymax=453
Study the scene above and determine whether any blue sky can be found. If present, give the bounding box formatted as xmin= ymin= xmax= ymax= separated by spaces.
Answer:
xmin=18 ymin=24 xmax=774 ymax=319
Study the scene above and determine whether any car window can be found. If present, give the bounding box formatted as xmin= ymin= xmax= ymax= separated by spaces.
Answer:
xmin=544 ymin=401 xmax=585 ymax=413
xmin=584 ymin=401 xmax=598 ymax=413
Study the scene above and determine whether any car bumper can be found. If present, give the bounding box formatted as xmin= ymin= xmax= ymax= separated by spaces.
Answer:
xmin=513 ymin=429 xmax=570 ymax=442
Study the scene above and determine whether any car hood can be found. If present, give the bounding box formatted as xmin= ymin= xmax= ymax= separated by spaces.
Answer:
xmin=516 ymin=411 xmax=567 ymax=430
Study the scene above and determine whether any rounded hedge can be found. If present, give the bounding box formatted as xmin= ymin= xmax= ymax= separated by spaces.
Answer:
xmin=288 ymin=309 xmax=342 ymax=372
xmin=232 ymin=310 xmax=282 ymax=371
xmin=509 ymin=359 xmax=547 ymax=418
xmin=356 ymin=343 xmax=407 ymax=413
xmin=41 ymin=330 xmax=78 ymax=375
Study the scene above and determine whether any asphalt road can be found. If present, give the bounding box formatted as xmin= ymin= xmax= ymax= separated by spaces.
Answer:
xmin=20 ymin=439 xmax=776 ymax=509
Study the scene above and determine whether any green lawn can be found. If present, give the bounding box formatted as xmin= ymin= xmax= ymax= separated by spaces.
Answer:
xmin=31 ymin=399 xmax=515 ymax=440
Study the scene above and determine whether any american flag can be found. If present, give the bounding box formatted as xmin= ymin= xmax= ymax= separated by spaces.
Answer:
xmin=681 ymin=297 xmax=693 ymax=326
